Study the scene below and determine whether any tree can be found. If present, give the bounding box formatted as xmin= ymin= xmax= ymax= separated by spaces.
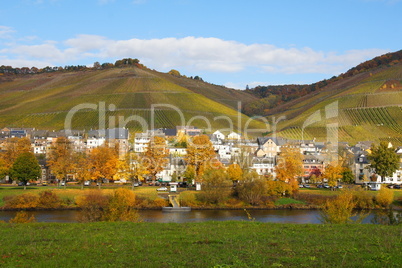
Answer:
xmin=126 ymin=152 xmax=149 ymax=190
xmin=2 ymin=137 xmax=32 ymax=175
xmin=236 ymin=171 xmax=268 ymax=205
xmin=9 ymin=152 xmax=41 ymax=190
xmin=323 ymin=163 xmax=343 ymax=189
xmin=185 ymin=135 xmax=216 ymax=182
xmin=73 ymin=152 xmax=92 ymax=189
xmin=144 ymin=136 xmax=168 ymax=182
xmin=341 ymin=167 xmax=355 ymax=184
xmin=275 ymin=146 xmax=303 ymax=194
xmin=90 ymin=146 xmax=119 ymax=188
xmin=198 ymin=168 xmax=232 ymax=204
xmin=227 ymin=163 xmax=243 ymax=182
xmin=368 ymin=142 xmax=399 ymax=182
xmin=182 ymin=165 xmax=195 ymax=185
xmin=47 ymin=137 xmax=75 ymax=186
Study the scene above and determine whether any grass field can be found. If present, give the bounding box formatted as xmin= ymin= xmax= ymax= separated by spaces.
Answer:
xmin=0 ymin=221 xmax=401 ymax=267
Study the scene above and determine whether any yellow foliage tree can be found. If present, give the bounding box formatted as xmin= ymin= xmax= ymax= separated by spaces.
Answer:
xmin=376 ymin=187 xmax=394 ymax=208
xmin=185 ymin=135 xmax=216 ymax=182
xmin=73 ymin=152 xmax=92 ymax=189
xmin=323 ymin=163 xmax=343 ymax=189
xmin=90 ymin=145 xmax=119 ymax=187
xmin=144 ymin=136 xmax=168 ymax=181
xmin=227 ymin=163 xmax=243 ymax=182
xmin=275 ymin=146 xmax=303 ymax=194
xmin=2 ymin=137 xmax=32 ymax=173
xmin=47 ymin=137 xmax=75 ymax=184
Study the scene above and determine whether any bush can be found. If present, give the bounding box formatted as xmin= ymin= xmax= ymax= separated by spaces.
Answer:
xmin=103 ymin=188 xmax=139 ymax=222
xmin=352 ymin=187 xmax=375 ymax=209
xmin=293 ymin=192 xmax=334 ymax=206
xmin=9 ymin=211 xmax=36 ymax=223
xmin=38 ymin=191 xmax=64 ymax=209
xmin=320 ymin=190 xmax=356 ymax=224
xmin=375 ymin=187 xmax=394 ymax=208
xmin=153 ymin=198 xmax=168 ymax=208
xmin=4 ymin=193 xmax=39 ymax=209
xmin=76 ymin=190 xmax=109 ymax=222
xmin=178 ymin=191 xmax=198 ymax=207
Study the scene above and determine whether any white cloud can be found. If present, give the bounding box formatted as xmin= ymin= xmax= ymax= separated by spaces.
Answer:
xmin=0 ymin=34 xmax=390 ymax=78
xmin=0 ymin=26 xmax=15 ymax=39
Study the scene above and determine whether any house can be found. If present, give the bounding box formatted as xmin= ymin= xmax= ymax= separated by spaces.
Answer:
xmin=255 ymin=137 xmax=287 ymax=158
xmin=227 ymin=132 xmax=241 ymax=141
xmin=134 ymin=129 xmax=165 ymax=153
xmin=212 ymin=130 xmax=225 ymax=141
xmin=250 ymin=157 xmax=276 ymax=177
xmin=302 ymin=155 xmax=324 ymax=179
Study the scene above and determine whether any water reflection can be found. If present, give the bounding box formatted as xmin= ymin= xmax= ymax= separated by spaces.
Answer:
xmin=0 ymin=209 xmax=383 ymax=224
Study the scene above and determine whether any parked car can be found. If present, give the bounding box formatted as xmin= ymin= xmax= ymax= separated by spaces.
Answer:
xmin=303 ymin=184 xmax=311 ymax=188
xmin=84 ymin=181 xmax=90 ymax=186
xmin=387 ymin=184 xmax=394 ymax=189
xmin=42 ymin=181 xmax=47 ymax=186
xmin=299 ymin=184 xmax=304 ymax=188
xmin=394 ymin=184 xmax=401 ymax=189
xmin=336 ymin=185 xmax=343 ymax=189
xmin=323 ymin=184 xmax=330 ymax=189
xmin=18 ymin=182 xmax=25 ymax=186
xmin=317 ymin=184 xmax=324 ymax=188
xmin=60 ymin=181 xmax=65 ymax=186
xmin=156 ymin=187 xmax=168 ymax=191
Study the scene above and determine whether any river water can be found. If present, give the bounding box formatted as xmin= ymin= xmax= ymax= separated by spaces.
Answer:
xmin=0 ymin=209 xmax=380 ymax=224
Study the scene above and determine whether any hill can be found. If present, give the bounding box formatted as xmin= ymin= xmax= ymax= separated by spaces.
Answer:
xmin=0 ymin=65 xmax=263 ymax=134
xmin=270 ymin=60 xmax=402 ymax=145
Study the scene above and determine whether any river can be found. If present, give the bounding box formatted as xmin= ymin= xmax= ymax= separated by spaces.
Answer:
xmin=0 ymin=209 xmax=382 ymax=224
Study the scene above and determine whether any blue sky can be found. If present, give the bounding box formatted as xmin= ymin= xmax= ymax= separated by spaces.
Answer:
xmin=0 ymin=0 xmax=401 ymax=89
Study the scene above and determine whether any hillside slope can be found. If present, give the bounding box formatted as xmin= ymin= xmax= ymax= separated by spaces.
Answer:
xmin=0 ymin=66 xmax=263 ymax=134
xmin=271 ymin=62 xmax=402 ymax=145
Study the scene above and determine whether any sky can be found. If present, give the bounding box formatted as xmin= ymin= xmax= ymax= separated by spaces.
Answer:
xmin=0 ymin=0 xmax=401 ymax=89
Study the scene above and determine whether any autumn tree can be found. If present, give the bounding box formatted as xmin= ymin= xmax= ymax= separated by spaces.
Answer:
xmin=227 ymin=163 xmax=243 ymax=182
xmin=368 ymin=142 xmax=399 ymax=182
xmin=341 ymin=167 xmax=355 ymax=184
xmin=90 ymin=145 xmax=119 ymax=187
xmin=323 ymin=163 xmax=343 ymax=189
xmin=47 ymin=137 xmax=75 ymax=185
xmin=182 ymin=165 xmax=195 ymax=185
xmin=275 ymin=146 xmax=303 ymax=194
xmin=9 ymin=152 xmax=41 ymax=190
xmin=185 ymin=135 xmax=216 ymax=182
xmin=198 ymin=168 xmax=232 ymax=204
xmin=2 ymin=137 xmax=32 ymax=174
xmin=144 ymin=136 xmax=168 ymax=182
xmin=236 ymin=170 xmax=268 ymax=205
xmin=125 ymin=152 xmax=149 ymax=189
xmin=73 ymin=152 xmax=92 ymax=189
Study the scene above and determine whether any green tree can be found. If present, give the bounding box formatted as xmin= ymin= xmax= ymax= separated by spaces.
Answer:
xmin=341 ymin=167 xmax=355 ymax=184
xmin=183 ymin=165 xmax=195 ymax=185
xmin=368 ymin=142 xmax=399 ymax=182
xmin=10 ymin=152 xmax=41 ymax=190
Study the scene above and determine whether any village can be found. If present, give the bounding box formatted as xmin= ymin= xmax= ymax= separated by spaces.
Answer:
xmin=1 ymin=126 xmax=401 ymax=190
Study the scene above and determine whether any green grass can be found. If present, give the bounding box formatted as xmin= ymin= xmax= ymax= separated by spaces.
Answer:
xmin=0 ymin=221 xmax=400 ymax=267
xmin=275 ymin=197 xmax=306 ymax=206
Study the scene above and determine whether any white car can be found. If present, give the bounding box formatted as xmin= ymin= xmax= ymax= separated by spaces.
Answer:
xmin=156 ymin=187 xmax=168 ymax=191
xmin=84 ymin=181 xmax=90 ymax=186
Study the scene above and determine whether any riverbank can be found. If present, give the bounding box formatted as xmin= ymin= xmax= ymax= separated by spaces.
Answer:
xmin=0 ymin=221 xmax=401 ymax=267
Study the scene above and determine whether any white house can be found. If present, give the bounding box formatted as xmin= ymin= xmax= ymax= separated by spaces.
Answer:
xmin=213 ymin=130 xmax=225 ymax=141
xmin=227 ymin=132 xmax=241 ymax=140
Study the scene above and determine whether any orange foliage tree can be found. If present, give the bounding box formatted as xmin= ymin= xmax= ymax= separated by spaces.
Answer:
xmin=185 ymin=135 xmax=216 ymax=182
xmin=144 ymin=136 xmax=168 ymax=181
xmin=275 ymin=146 xmax=303 ymax=194
xmin=89 ymin=145 xmax=119 ymax=187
